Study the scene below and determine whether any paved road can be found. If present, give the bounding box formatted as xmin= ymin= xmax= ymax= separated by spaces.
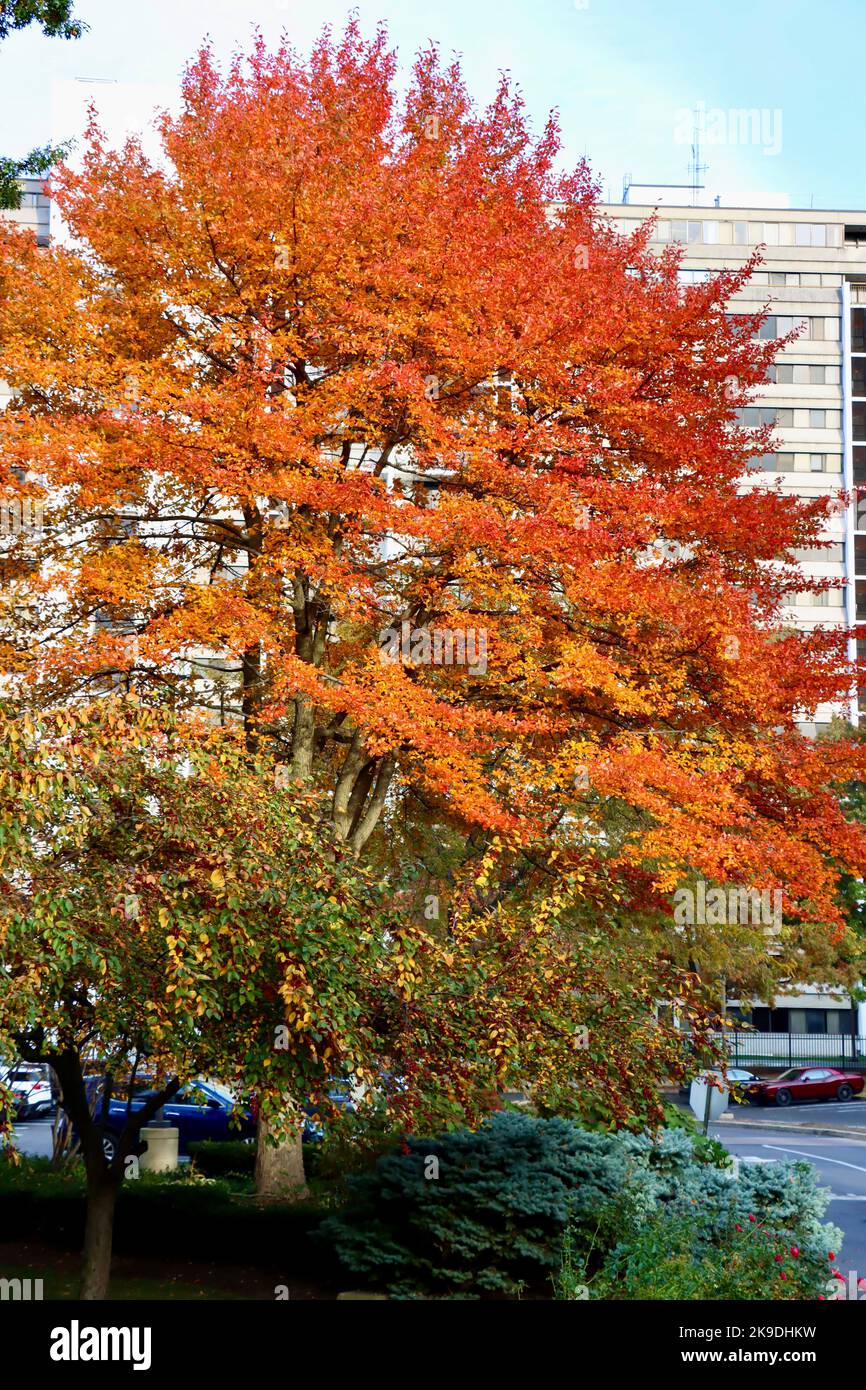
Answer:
xmin=724 ymin=1097 xmax=866 ymax=1131
xmin=713 ymin=1121 xmax=866 ymax=1282
xmin=13 ymin=1117 xmax=54 ymax=1159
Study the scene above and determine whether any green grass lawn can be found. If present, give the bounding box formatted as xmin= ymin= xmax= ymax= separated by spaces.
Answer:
xmin=0 ymin=1241 xmax=332 ymax=1299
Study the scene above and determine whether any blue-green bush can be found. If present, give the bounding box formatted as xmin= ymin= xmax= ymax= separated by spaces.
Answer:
xmin=319 ymin=1111 xmax=840 ymax=1299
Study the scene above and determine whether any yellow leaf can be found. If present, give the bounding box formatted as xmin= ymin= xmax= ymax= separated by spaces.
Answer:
xmin=210 ymin=867 xmax=225 ymax=890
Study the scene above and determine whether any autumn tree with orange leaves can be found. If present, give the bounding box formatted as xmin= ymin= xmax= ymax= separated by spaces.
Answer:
xmin=0 ymin=22 xmax=865 ymax=1156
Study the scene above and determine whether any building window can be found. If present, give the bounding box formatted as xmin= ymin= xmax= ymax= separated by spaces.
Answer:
xmin=795 ymin=543 xmax=844 ymax=563
xmin=852 ymin=358 xmax=866 ymax=396
xmin=670 ymin=219 xmax=704 ymax=244
xmin=795 ymin=223 xmax=828 ymax=247
xmin=853 ymin=308 xmax=866 ymax=351
xmin=788 ymin=589 xmax=830 ymax=607
xmin=702 ymin=220 xmax=719 ymax=243
xmin=737 ymin=406 xmax=792 ymax=427
xmin=771 ymin=361 xmax=837 ymax=384
xmin=733 ymin=221 xmax=748 ymax=244
xmin=807 ymin=408 xmax=840 ymax=428
xmin=749 ymin=452 xmax=795 ymax=471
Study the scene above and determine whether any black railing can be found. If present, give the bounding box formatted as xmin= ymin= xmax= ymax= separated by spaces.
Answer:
xmin=707 ymin=1030 xmax=866 ymax=1070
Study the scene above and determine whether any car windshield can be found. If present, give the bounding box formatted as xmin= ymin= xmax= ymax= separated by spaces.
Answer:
xmin=776 ymin=1070 xmax=804 ymax=1081
xmin=203 ymin=1081 xmax=235 ymax=1103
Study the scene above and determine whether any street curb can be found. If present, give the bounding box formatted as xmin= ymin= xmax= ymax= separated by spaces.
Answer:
xmin=719 ymin=1118 xmax=866 ymax=1141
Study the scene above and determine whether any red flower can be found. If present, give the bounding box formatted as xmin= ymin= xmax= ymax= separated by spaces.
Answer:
xmin=790 ymin=1246 xmax=799 ymax=1258
xmin=748 ymin=1214 xmax=756 ymax=1223
xmin=735 ymin=1223 xmax=743 ymax=1232
xmin=780 ymin=1271 xmax=787 ymax=1281
xmin=774 ymin=1254 xmax=783 ymax=1263
xmin=828 ymin=1251 xmax=836 ymax=1261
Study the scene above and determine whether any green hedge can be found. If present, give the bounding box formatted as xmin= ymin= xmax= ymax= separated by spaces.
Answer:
xmin=0 ymin=1156 xmax=338 ymax=1277
xmin=187 ymin=1139 xmax=256 ymax=1177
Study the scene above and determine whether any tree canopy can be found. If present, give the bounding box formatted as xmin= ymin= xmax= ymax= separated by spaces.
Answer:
xmin=0 ymin=24 xmax=862 ymax=963
xmin=0 ymin=1 xmax=84 ymax=209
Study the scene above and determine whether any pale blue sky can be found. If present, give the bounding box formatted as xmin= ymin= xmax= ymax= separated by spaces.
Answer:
xmin=1 ymin=0 xmax=863 ymax=210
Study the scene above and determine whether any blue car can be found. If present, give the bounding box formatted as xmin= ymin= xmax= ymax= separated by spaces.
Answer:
xmin=94 ymin=1079 xmax=354 ymax=1162
xmin=96 ymin=1080 xmax=256 ymax=1162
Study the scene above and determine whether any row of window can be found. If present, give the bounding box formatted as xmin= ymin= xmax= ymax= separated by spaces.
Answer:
xmin=794 ymin=544 xmax=844 ymax=563
xmin=648 ymin=220 xmax=843 ymax=248
xmin=677 ymin=268 xmax=840 ymax=288
xmin=785 ymin=589 xmax=837 ymax=607
xmin=749 ymin=452 xmax=842 ymax=472
xmin=745 ymin=1008 xmax=854 ymax=1035
xmin=736 ymin=407 xmax=841 ymax=429
xmin=768 ymin=363 xmax=840 ymax=385
xmin=756 ymin=315 xmax=840 ymax=341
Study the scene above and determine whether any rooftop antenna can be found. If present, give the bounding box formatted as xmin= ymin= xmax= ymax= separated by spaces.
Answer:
xmin=688 ymin=109 xmax=709 ymax=207
xmin=622 ymin=172 xmax=632 ymax=204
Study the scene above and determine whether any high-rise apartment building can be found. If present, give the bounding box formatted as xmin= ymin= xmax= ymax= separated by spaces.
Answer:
xmin=601 ymin=199 xmax=866 ymax=733
xmin=0 ymin=178 xmax=50 ymax=415
xmin=599 ymin=200 xmax=866 ymax=1044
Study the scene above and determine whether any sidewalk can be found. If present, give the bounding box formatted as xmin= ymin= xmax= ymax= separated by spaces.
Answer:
xmin=717 ymin=1112 xmax=866 ymax=1140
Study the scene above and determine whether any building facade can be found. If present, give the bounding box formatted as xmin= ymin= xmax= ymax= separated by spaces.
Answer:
xmin=601 ymin=199 xmax=866 ymax=1041
xmin=602 ymin=200 xmax=866 ymax=732
xmin=0 ymin=178 xmax=50 ymax=414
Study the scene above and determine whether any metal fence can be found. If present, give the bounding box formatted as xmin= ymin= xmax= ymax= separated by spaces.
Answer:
xmin=708 ymin=1031 xmax=866 ymax=1070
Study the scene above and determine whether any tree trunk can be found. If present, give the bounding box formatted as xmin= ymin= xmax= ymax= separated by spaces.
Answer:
xmin=80 ymin=1176 xmax=118 ymax=1300
xmin=255 ymin=1110 xmax=308 ymax=1202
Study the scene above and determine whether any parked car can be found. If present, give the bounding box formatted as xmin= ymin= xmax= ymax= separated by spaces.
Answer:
xmin=679 ymin=1067 xmax=761 ymax=1104
xmin=722 ymin=1068 xmax=762 ymax=1104
xmin=94 ymin=1079 xmax=355 ymax=1162
xmin=96 ymin=1080 xmax=257 ymax=1162
xmin=749 ymin=1067 xmax=865 ymax=1107
xmin=0 ymin=1062 xmax=56 ymax=1119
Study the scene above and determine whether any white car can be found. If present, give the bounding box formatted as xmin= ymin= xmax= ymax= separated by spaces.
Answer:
xmin=1 ymin=1063 xmax=55 ymax=1119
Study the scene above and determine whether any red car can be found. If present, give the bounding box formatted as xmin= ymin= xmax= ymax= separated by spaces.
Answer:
xmin=749 ymin=1067 xmax=865 ymax=1108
